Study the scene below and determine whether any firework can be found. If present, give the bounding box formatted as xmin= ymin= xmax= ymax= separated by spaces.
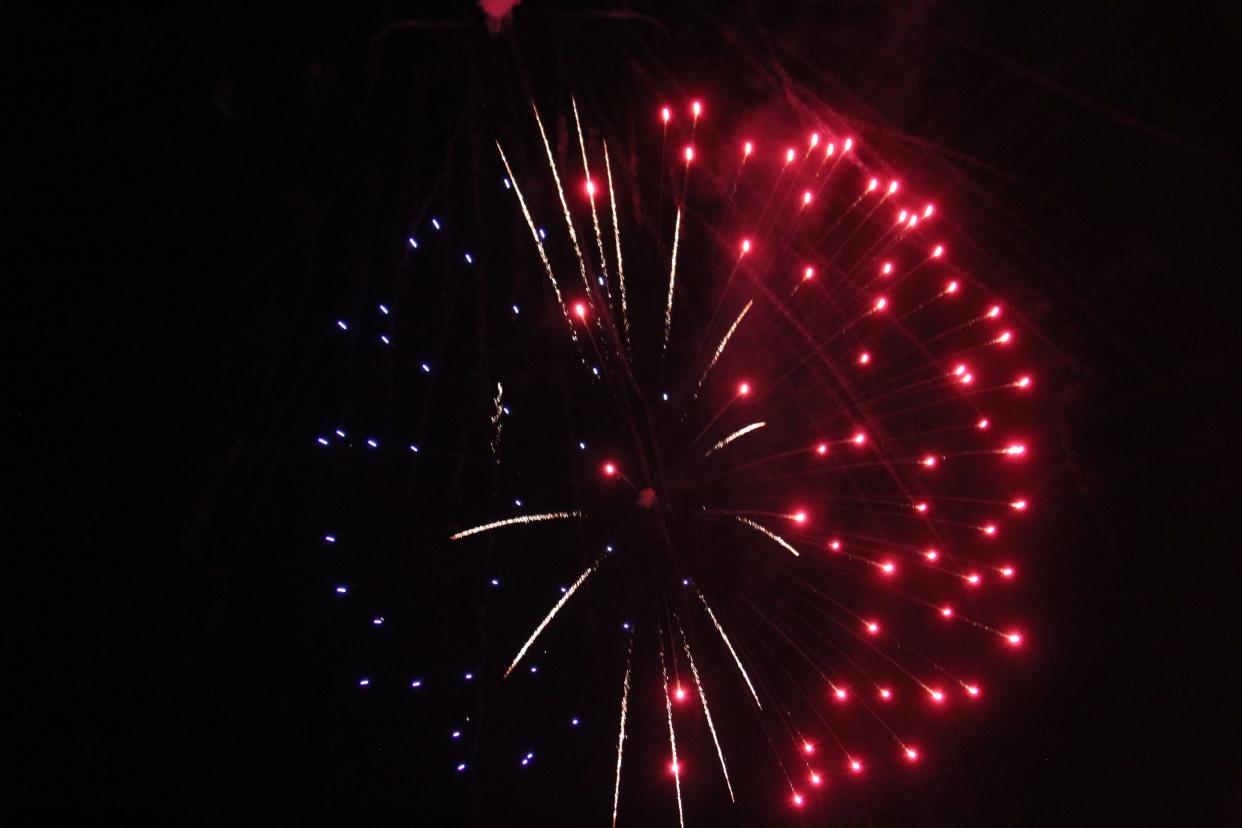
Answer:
xmin=331 ymin=92 xmax=1040 ymax=821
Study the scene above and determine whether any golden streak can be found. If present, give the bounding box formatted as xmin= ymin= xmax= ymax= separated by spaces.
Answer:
xmin=693 ymin=300 xmax=752 ymax=399
xmin=735 ymin=515 xmax=800 ymax=557
xmin=660 ymin=643 xmax=686 ymax=828
xmin=611 ymin=635 xmax=632 ymax=828
xmin=496 ymin=142 xmax=574 ymax=333
xmin=663 ymin=208 xmax=682 ymax=361
xmin=533 ymin=104 xmax=593 ymax=299
xmin=705 ymin=421 xmax=766 ymax=457
xmin=683 ymin=633 xmax=735 ymax=802
xmin=503 ymin=557 xmax=599 ymax=678
xmin=603 ymin=141 xmax=628 ymax=348
xmin=698 ymin=590 xmax=762 ymax=710
xmin=572 ymin=98 xmax=611 ymax=299
xmin=449 ymin=510 xmax=582 ymax=541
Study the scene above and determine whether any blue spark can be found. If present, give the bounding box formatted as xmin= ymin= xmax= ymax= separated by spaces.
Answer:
xmin=432 ymin=218 xmax=441 ymax=230
xmin=380 ymin=335 xmax=390 ymax=345
xmin=409 ymin=444 xmax=419 ymax=453
xmin=421 ymin=363 xmax=431 ymax=373
xmin=503 ymin=178 xmax=511 ymax=189
xmin=464 ymin=253 xmax=473 ymax=264
xmin=410 ymin=679 xmax=422 ymax=688
xmin=372 ymin=617 xmax=383 ymax=625
xmin=366 ymin=438 xmax=378 ymax=448
xmin=335 ymin=429 xmax=346 ymax=438
xmin=571 ymin=717 xmax=580 ymax=727
xmin=490 ymin=578 xmax=500 ymax=587
xmin=359 ymin=678 xmax=370 ymax=687
xmin=379 ymin=304 xmax=389 ymax=315
xmin=324 ymin=535 xmax=336 ymax=543
xmin=408 ymin=237 xmax=418 ymax=248
xmin=317 ymin=437 xmax=329 ymax=446
xmin=512 ymin=304 xmax=520 ymax=314
xmin=514 ymin=498 xmax=523 ymax=507
xmin=456 ymin=763 xmax=467 ymax=773
xmin=464 ymin=672 xmax=474 ymax=681
xmin=578 ymin=441 xmax=586 ymax=450
xmin=337 ymin=320 xmax=348 ymax=331
xmin=451 ymin=730 xmax=461 ymax=740
xmin=335 ymin=586 xmax=348 ymax=594
xmin=537 ymin=227 xmax=546 ymax=239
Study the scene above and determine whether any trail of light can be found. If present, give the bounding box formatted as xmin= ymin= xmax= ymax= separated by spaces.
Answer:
xmin=697 ymin=590 xmax=762 ymax=709
xmin=603 ymin=140 xmax=628 ymax=348
xmin=735 ymin=515 xmax=800 ymax=557
xmin=449 ymin=510 xmax=583 ymax=541
xmin=489 ymin=382 xmax=504 ymax=461
xmin=705 ymin=421 xmax=766 ymax=457
xmin=496 ymin=142 xmax=574 ymax=332
xmin=682 ymin=631 xmax=735 ymax=802
xmin=693 ymin=300 xmax=752 ymax=399
xmin=532 ymin=104 xmax=593 ymax=299
xmin=663 ymin=207 xmax=682 ymax=363
xmin=572 ymin=98 xmax=611 ymax=300
xmin=611 ymin=634 xmax=632 ymax=828
xmin=661 ymin=643 xmax=686 ymax=828
xmin=503 ymin=556 xmax=600 ymax=678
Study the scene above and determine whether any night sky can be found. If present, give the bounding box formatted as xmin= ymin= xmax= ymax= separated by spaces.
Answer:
xmin=25 ymin=1 xmax=1241 ymax=824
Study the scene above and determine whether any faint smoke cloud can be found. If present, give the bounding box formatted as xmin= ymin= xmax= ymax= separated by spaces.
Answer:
xmin=480 ymin=0 xmax=520 ymax=34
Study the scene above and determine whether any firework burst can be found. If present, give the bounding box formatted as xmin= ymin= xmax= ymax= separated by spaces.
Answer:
xmin=337 ymin=92 xmax=1041 ymax=822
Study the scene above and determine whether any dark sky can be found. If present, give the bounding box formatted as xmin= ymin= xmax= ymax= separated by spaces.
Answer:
xmin=25 ymin=0 xmax=1241 ymax=824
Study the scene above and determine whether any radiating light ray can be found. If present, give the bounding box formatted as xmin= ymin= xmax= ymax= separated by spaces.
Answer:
xmin=692 ymin=300 xmax=752 ymax=400
xmin=603 ymin=140 xmax=628 ymax=348
xmin=449 ymin=510 xmax=583 ymax=541
xmin=532 ymin=104 xmax=593 ymax=301
xmin=572 ymin=97 xmax=612 ymax=301
xmin=705 ymin=421 xmax=766 ymax=457
xmin=698 ymin=590 xmax=762 ymax=709
xmin=495 ymin=142 xmax=574 ymax=332
xmin=735 ymin=515 xmax=800 ymax=557
xmin=612 ymin=633 xmax=632 ymax=828
xmin=660 ymin=642 xmax=686 ymax=828
xmin=681 ymin=628 xmax=735 ymax=802
xmin=503 ymin=557 xmax=600 ymax=678
xmin=663 ymin=208 xmax=682 ymax=366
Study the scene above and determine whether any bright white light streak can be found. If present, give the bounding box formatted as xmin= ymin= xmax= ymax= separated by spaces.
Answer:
xmin=496 ymin=141 xmax=574 ymax=333
xmin=571 ymin=98 xmax=611 ymax=295
xmin=705 ymin=421 xmax=766 ymax=457
xmin=502 ymin=557 xmax=600 ymax=678
xmin=449 ymin=510 xmax=583 ymax=541
xmin=663 ymin=208 xmax=682 ymax=362
xmin=612 ymin=634 xmax=632 ymax=828
xmin=661 ymin=644 xmax=686 ymax=828
xmin=735 ymin=516 xmax=799 ymax=557
xmin=683 ymin=632 xmax=734 ymax=802
xmin=697 ymin=590 xmax=762 ymax=709
xmin=693 ymin=300 xmax=752 ymax=399
xmin=533 ymin=104 xmax=593 ymax=299
xmin=603 ymin=141 xmax=628 ymax=347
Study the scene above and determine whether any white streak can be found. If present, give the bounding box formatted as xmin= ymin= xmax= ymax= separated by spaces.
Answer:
xmin=603 ymin=141 xmax=628 ymax=348
xmin=496 ymin=142 xmax=574 ymax=334
xmin=705 ymin=421 xmax=766 ymax=457
xmin=693 ymin=301 xmax=752 ymax=399
xmin=611 ymin=635 xmax=632 ymax=828
xmin=572 ymin=98 xmax=611 ymax=301
xmin=449 ymin=510 xmax=582 ymax=541
xmin=735 ymin=515 xmax=800 ymax=557
xmin=533 ymin=104 xmax=593 ymax=299
xmin=697 ymin=590 xmax=762 ymax=709
xmin=682 ymin=630 xmax=735 ymax=802
xmin=663 ymin=208 xmax=682 ymax=361
xmin=489 ymin=382 xmax=504 ymax=461
xmin=503 ymin=557 xmax=599 ymax=678
xmin=661 ymin=643 xmax=686 ymax=828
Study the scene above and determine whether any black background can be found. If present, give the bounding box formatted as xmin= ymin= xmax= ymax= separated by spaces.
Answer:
xmin=21 ymin=1 xmax=1241 ymax=824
